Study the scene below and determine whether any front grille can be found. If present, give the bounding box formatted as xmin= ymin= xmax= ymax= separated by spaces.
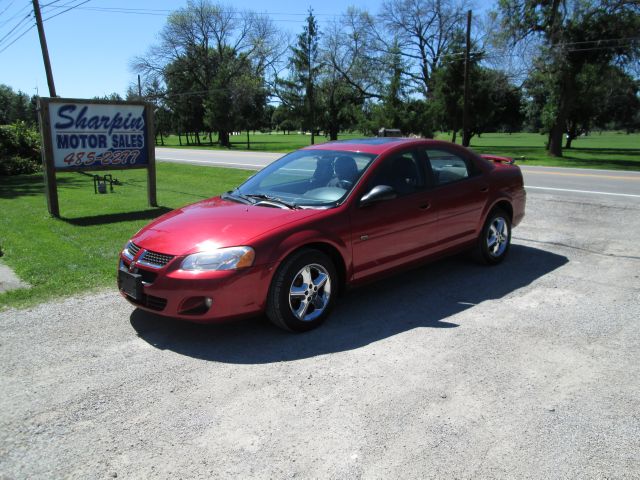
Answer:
xmin=128 ymin=242 xmax=141 ymax=256
xmin=140 ymin=250 xmax=174 ymax=267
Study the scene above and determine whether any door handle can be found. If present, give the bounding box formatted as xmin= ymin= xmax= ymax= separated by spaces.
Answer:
xmin=419 ymin=202 xmax=431 ymax=210
xmin=480 ymin=186 xmax=489 ymax=193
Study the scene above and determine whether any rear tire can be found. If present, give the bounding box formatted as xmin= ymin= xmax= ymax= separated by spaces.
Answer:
xmin=266 ymin=249 xmax=337 ymax=332
xmin=475 ymin=208 xmax=511 ymax=265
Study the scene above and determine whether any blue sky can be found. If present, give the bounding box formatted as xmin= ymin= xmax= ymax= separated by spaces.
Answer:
xmin=0 ymin=0 xmax=490 ymax=99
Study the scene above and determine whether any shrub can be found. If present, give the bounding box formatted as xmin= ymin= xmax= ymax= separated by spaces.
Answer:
xmin=0 ymin=121 xmax=41 ymax=176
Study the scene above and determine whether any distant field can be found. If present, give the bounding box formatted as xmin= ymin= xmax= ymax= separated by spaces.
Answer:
xmin=158 ymin=131 xmax=640 ymax=171
xmin=158 ymin=132 xmax=363 ymax=153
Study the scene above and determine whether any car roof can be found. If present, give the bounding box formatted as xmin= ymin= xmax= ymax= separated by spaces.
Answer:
xmin=302 ymin=137 xmax=444 ymax=155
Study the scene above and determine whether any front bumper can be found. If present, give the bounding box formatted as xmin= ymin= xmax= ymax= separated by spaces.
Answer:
xmin=117 ymin=254 xmax=274 ymax=323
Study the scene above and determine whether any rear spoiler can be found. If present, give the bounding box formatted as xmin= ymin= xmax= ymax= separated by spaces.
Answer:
xmin=480 ymin=154 xmax=515 ymax=165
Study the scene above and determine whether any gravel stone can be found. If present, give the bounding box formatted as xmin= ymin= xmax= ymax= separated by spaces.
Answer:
xmin=1 ymin=190 xmax=639 ymax=479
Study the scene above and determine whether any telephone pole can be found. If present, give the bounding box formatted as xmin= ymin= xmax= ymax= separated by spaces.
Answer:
xmin=32 ymin=0 xmax=57 ymax=97
xmin=462 ymin=9 xmax=472 ymax=147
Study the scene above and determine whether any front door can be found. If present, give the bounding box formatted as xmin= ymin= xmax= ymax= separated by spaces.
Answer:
xmin=350 ymin=149 xmax=439 ymax=281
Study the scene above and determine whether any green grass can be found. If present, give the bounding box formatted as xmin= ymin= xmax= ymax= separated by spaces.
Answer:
xmin=0 ymin=164 xmax=252 ymax=310
xmin=158 ymin=131 xmax=640 ymax=171
xmin=436 ymin=131 xmax=640 ymax=171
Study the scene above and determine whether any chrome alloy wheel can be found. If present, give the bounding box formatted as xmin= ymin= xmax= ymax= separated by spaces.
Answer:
xmin=288 ymin=263 xmax=332 ymax=322
xmin=486 ymin=216 xmax=509 ymax=258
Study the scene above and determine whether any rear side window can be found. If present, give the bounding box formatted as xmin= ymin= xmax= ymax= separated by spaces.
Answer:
xmin=424 ymin=149 xmax=472 ymax=185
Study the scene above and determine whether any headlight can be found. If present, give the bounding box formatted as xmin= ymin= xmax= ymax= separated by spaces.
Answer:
xmin=181 ymin=246 xmax=255 ymax=271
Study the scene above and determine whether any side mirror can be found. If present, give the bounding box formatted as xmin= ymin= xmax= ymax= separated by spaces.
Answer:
xmin=359 ymin=185 xmax=397 ymax=207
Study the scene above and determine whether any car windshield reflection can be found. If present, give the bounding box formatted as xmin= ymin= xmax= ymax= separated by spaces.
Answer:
xmin=235 ymin=149 xmax=378 ymax=208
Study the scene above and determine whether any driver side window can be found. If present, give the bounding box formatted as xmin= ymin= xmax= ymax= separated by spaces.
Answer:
xmin=367 ymin=150 xmax=424 ymax=196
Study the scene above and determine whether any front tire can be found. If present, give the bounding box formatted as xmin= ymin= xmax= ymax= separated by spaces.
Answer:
xmin=266 ymin=249 xmax=338 ymax=332
xmin=475 ymin=209 xmax=511 ymax=265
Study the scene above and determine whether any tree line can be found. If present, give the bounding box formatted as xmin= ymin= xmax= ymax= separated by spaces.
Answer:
xmin=1 ymin=0 xmax=638 ymax=160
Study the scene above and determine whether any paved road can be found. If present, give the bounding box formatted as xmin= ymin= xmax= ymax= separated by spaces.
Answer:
xmin=156 ymin=147 xmax=640 ymax=198
xmin=521 ymin=165 xmax=640 ymax=198
xmin=157 ymin=147 xmax=280 ymax=170
xmin=2 ymin=171 xmax=640 ymax=477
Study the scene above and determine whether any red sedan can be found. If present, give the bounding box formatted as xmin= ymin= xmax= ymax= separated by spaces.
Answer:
xmin=118 ymin=138 xmax=525 ymax=331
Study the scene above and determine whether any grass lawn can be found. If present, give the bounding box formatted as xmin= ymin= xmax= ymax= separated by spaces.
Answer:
xmin=0 ymin=163 xmax=252 ymax=310
xmin=437 ymin=131 xmax=640 ymax=171
xmin=159 ymin=131 xmax=640 ymax=171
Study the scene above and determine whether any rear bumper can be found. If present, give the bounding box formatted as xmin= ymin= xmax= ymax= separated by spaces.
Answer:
xmin=512 ymin=188 xmax=526 ymax=227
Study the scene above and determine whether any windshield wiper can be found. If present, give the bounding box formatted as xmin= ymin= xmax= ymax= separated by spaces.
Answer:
xmin=244 ymin=194 xmax=299 ymax=209
xmin=221 ymin=191 xmax=253 ymax=205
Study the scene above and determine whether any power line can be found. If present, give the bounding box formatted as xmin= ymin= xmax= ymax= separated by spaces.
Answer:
xmin=0 ymin=0 xmax=91 ymax=54
xmin=0 ymin=11 xmax=30 ymax=44
xmin=0 ymin=0 xmax=30 ymax=27
xmin=40 ymin=0 xmax=64 ymax=6
xmin=39 ymin=4 xmax=343 ymax=23
xmin=41 ymin=0 xmax=91 ymax=22
xmin=41 ymin=4 xmax=339 ymax=17
xmin=0 ymin=0 xmax=18 ymax=17
xmin=0 ymin=19 xmax=33 ymax=53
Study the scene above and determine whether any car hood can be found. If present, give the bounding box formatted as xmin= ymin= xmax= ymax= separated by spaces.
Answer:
xmin=132 ymin=197 xmax=323 ymax=255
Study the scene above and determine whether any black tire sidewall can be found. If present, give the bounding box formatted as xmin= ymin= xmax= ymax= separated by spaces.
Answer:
xmin=267 ymin=249 xmax=338 ymax=332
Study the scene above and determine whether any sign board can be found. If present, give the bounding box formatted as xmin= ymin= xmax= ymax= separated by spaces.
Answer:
xmin=38 ymin=97 xmax=157 ymax=217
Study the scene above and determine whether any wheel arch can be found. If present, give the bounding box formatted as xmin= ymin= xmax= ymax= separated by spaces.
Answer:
xmin=280 ymin=242 xmax=348 ymax=296
xmin=491 ymin=199 xmax=513 ymax=221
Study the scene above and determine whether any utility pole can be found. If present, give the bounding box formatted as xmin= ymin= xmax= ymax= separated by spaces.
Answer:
xmin=138 ymin=74 xmax=142 ymax=98
xmin=462 ymin=9 xmax=472 ymax=147
xmin=33 ymin=0 xmax=56 ymax=97
xmin=33 ymin=0 xmax=60 ymax=217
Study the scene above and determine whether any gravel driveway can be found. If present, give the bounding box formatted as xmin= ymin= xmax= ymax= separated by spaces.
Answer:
xmin=1 ymin=191 xmax=639 ymax=479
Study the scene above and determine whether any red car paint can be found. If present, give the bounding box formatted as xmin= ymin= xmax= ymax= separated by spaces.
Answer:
xmin=118 ymin=138 xmax=525 ymax=323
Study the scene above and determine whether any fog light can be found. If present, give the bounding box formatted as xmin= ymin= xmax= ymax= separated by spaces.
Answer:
xmin=179 ymin=296 xmax=213 ymax=315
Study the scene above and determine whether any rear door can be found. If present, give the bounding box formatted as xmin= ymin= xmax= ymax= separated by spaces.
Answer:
xmin=421 ymin=147 xmax=489 ymax=246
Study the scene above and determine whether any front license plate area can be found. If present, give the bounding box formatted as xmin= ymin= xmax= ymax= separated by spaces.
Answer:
xmin=119 ymin=269 xmax=142 ymax=300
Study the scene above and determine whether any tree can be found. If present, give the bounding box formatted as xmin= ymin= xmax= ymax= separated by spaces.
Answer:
xmin=324 ymin=8 xmax=386 ymax=103
xmin=317 ymin=75 xmax=362 ymax=140
xmin=496 ymin=0 xmax=640 ymax=156
xmin=272 ymin=104 xmax=298 ymax=134
xmin=595 ymin=69 xmax=640 ymax=133
xmin=164 ymin=55 xmax=206 ymax=145
xmin=278 ymin=9 xmax=321 ymax=144
xmin=430 ymin=32 xmax=523 ymax=143
xmin=379 ymin=0 xmax=470 ymax=96
xmin=0 ymin=85 xmax=36 ymax=126
xmin=204 ymin=50 xmax=267 ymax=147
xmin=132 ymin=0 xmax=284 ymax=146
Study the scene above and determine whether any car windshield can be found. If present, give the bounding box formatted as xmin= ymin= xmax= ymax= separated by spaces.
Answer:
xmin=232 ymin=149 xmax=378 ymax=208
